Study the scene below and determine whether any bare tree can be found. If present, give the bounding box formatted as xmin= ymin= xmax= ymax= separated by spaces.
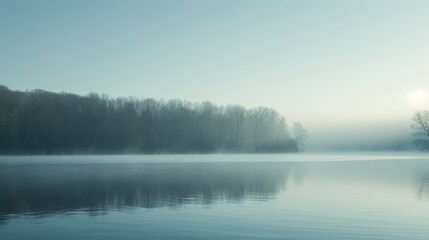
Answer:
xmin=292 ymin=122 xmax=309 ymax=151
xmin=411 ymin=110 xmax=429 ymax=151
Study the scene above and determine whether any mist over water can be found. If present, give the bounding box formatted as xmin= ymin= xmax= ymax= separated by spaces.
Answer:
xmin=1 ymin=155 xmax=429 ymax=240
xmin=1 ymin=1 xmax=429 ymax=239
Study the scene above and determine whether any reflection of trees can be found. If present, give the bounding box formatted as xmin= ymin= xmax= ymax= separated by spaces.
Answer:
xmin=0 ymin=162 xmax=299 ymax=224
xmin=417 ymin=174 xmax=429 ymax=201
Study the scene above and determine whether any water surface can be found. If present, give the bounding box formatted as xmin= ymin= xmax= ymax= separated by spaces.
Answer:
xmin=1 ymin=154 xmax=429 ymax=239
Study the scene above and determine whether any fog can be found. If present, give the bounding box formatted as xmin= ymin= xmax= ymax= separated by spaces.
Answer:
xmin=305 ymin=121 xmax=414 ymax=151
xmin=308 ymin=132 xmax=413 ymax=152
xmin=0 ymin=85 xmax=418 ymax=153
xmin=1 ymin=1 xmax=429 ymax=153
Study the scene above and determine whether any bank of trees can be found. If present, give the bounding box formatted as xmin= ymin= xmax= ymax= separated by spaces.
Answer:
xmin=0 ymin=85 xmax=304 ymax=154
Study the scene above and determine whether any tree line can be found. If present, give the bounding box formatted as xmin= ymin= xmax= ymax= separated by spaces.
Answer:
xmin=0 ymin=85 xmax=307 ymax=154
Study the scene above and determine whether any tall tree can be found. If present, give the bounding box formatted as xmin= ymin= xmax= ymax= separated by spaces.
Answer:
xmin=411 ymin=110 xmax=429 ymax=151
xmin=292 ymin=122 xmax=309 ymax=151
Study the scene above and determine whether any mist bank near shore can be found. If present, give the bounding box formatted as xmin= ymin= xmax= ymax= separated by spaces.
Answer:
xmin=306 ymin=122 xmax=414 ymax=151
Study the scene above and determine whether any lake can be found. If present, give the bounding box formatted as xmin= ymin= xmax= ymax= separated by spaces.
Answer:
xmin=1 ymin=153 xmax=429 ymax=240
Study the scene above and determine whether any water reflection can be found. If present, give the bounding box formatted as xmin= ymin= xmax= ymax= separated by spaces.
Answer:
xmin=0 ymin=162 xmax=298 ymax=224
xmin=413 ymin=160 xmax=429 ymax=201
xmin=417 ymin=174 xmax=429 ymax=201
xmin=2 ymin=159 xmax=429 ymax=228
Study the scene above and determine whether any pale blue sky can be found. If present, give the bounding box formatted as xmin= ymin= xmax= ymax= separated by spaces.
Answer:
xmin=1 ymin=0 xmax=429 ymax=149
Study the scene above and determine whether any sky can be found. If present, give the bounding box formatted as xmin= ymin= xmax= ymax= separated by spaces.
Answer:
xmin=1 ymin=0 xmax=429 ymax=150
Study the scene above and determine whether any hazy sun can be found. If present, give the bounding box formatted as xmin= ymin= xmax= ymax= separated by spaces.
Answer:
xmin=405 ymin=88 xmax=429 ymax=108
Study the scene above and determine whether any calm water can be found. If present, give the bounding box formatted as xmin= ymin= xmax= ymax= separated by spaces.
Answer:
xmin=1 ymin=154 xmax=429 ymax=240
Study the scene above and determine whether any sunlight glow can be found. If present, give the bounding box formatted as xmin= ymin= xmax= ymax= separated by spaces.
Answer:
xmin=405 ymin=88 xmax=429 ymax=108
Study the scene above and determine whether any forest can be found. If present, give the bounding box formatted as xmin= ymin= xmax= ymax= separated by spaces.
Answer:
xmin=0 ymin=85 xmax=307 ymax=154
